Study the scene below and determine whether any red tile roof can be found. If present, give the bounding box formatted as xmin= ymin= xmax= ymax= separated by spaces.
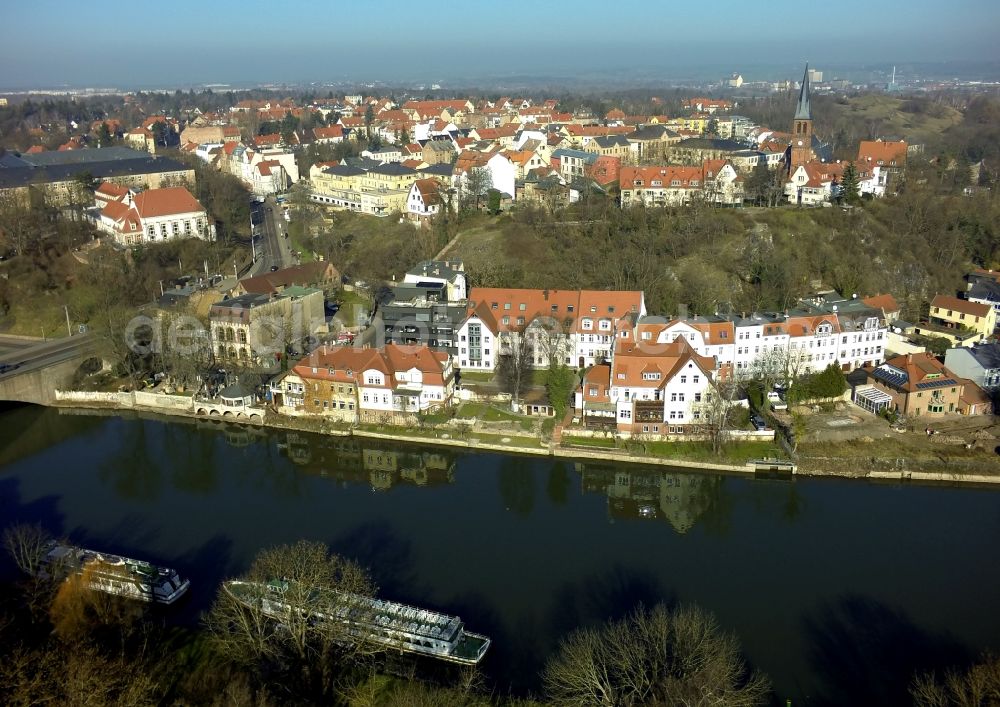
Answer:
xmin=132 ymin=187 xmax=205 ymax=218
xmin=857 ymin=140 xmax=907 ymax=167
xmin=931 ymin=295 xmax=991 ymax=318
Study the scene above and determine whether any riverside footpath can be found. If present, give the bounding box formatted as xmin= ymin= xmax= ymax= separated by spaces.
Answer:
xmin=47 ymin=389 xmax=1000 ymax=487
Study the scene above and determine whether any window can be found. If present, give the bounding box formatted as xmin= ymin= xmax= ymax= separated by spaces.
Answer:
xmin=680 ymin=375 xmax=687 ymax=384
xmin=519 ymin=303 xmax=526 ymax=311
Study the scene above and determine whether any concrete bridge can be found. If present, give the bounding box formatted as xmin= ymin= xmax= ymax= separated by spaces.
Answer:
xmin=0 ymin=334 xmax=99 ymax=405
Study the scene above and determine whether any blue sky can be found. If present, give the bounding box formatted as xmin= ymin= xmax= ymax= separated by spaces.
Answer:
xmin=3 ymin=0 xmax=998 ymax=87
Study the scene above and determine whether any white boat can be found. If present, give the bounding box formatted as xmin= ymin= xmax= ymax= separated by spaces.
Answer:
xmin=39 ymin=543 xmax=190 ymax=605
xmin=224 ymin=579 xmax=490 ymax=665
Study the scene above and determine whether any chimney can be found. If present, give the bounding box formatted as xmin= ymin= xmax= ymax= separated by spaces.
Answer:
xmin=543 ymin=289 xmax=549 ymax=301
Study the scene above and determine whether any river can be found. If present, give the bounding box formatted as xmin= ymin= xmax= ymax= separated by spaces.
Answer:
xmin=1 ymin=404 xmax=998 ymax=705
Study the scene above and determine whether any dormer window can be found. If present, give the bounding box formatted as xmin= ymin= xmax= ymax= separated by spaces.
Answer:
xmin=582 ymin=318 xmax=593 ymax=330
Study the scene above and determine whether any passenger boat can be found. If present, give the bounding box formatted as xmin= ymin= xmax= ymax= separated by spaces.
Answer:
xmin=39 ymin=543 xmax=190 ymax=605
xmin=224 ymin=579 xmax=490 ymax=664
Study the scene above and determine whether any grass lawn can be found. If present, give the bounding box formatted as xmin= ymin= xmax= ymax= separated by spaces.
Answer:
xmin=563 ymin=436 xmax=616 ymax=449
xmin=457 ymin=370 xmax=494 ymax=383
xmin=457 ymin=402 xmax=531 ymax=425
xmin=561 ymin=437 xmax=781 ymax=465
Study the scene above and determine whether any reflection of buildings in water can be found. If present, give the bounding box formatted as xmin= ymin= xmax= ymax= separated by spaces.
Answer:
xmin=194 ymin=418 xmax=268 ymax=448
xmin=279 ymin=433 xmax=456 ymax=491
xmin=578 ymin=463 xmax=719 ymax=534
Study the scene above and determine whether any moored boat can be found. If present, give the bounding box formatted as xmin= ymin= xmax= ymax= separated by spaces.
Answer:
xmin=224 ymin=579 xmax=490 ymax=664
xmin=39 ymin=543 xmax=190 ymax=605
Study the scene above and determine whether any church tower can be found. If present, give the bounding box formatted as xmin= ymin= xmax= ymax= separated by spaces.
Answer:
xmin=789 ymin=63 xmax=814 ymax=172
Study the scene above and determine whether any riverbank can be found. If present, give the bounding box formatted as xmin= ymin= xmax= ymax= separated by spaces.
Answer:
xmin=42 ymin=393 xmax=1000 ymax=488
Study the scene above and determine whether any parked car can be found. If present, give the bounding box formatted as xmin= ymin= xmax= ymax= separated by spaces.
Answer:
xmin=767 ymin=391 xmax=788 ymax=411
xmin=750 ymin=413 xmax=767 ymax=431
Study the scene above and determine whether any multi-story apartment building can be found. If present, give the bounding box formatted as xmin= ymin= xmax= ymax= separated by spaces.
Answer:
xmin=575 ymin=338 xmax=719 ymax=435
xmin=272 ymin=344 xmax=454 ymax=424
xmin=209 ymin=287 xmax=325 ymax=367
xmin=456 ymin=288 xmax=646 ymax=371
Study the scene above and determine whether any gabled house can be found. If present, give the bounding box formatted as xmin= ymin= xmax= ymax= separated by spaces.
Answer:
xmin=701 ymin=159 xmax=743 ymax=205
xmin=406 ymin=178 xmax=446 ymax=224
xmin=626 ymin=124 xmax=681 ymax=162
xmin=784 ymin=160 xmax=845 ymax=206
xmin=274 ymin=344 xmax=454 ymax=424
xmin=857 ymin=139 xmax=907 ymax=197
xmin=96 ymin=186 xmax=210 ymax=247
xmin=456 ymin=288 xmax=645 ymax=371
xmin=945 ymin=343 xmax=1000 ymax=391
xmin=620 ymin=166 xmax=703 ymax=207
xmin=925 ymin=295 xmax=997 ymax=344
xmin=858 ymin=353 xmax=968 ymax=417
xmin=583 ymin=134 xmax=635 ymax=162
xmin=312 ymin=125 xmax=345 ymax=144
xmin=576 ymin=338 xmax=719 ymax=435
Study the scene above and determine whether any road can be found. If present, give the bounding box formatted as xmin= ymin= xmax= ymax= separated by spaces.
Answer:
xmin=248 ymin=196 xmax=294 ymax=276
xmin=0 ymin=333 xmax=97 ymax=379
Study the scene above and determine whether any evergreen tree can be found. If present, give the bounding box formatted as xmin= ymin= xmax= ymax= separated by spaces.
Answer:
xmin=745 ymin=160 xmax=772 ymax=205
xmin=840 ymin=162 xmax=861 ymax=204
xmin=97 ymin=121 xmax=113 ymax=147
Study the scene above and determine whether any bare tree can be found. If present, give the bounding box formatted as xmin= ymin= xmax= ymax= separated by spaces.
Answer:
xmin=204 ymin=540 xmax=378 ymax=691
xmin=694 ymin=368 xmax=747 ymax=455
xmin=911 ymin=653 xmax=1000 ymax=707
xmin=461 ymin=166 xmax=493 ymax=212
xmin=543 ymin=603 xmax=770 ymax=707
xmin=3 ymin=523 xmax=56 ymax=618
xmin=497 ymin=325 xmax=533 ymax=411
xmin=3 ymin=522 xmax=51 ymax=578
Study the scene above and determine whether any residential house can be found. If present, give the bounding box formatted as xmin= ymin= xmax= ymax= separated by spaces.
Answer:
xmin=550 ymin=148 xmax=597 ymax=181
xmin=856 ymin=353 xmax=968 ymax=417
xmin=209 ymin=287 xmax=325 ymax=367
xmin=626 ymin=125 xmax=681 ymax=162
xmin=583 ymin=135 xmax=635 ymax=162
xmin=784 ymin=160 xmax=845 ymax=206
xmin=701 ymin=159 xmax=743 ymax=205
xmin=619 ymin=166 xmax=703 ymax=207
xmin=576 ymin=338 xmax=719 ymax=436
xmin=273 ymin=343 xmax=454 ymax=424
xmin=421 ymin=140 xmax=456 ymax=165
xmin=966 ymin=269 xmax=1000 ymax=320
xmin=857 ymin=139 xmax=906 ymax=196
xmin=234 ymin=262 xmax=340 ymax=297
xmin=453 ymin=151 xmax=516 ymax=203
xmin=312 ymin=125 xmax=345 ymax=144
xmin=926 ymin=295 xmax=996 ymax=344
xmin=403 ymin=260 xmax=467 ymax=301
xmin=666 ymin=137 xmax=746 ymax=166
xmin=504 ymin=149 xmax=548 ymax=179
xmin=406 ymin=178 xmax=446 ymax=224
xmin=456 ymin=288 xmax=646 ymax=371
xmin=588 ymin=155 xmax=621 ymax=187
xmin=945 ymin=343 xmax=1000 ymax=390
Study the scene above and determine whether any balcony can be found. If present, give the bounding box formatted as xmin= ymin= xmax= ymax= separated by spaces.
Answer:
xmin=634 ymin=400 xmax=664 ymax=422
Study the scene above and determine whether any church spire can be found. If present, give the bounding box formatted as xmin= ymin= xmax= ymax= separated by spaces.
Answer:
xmin=794 ymin=63 xmax=811 ymax=120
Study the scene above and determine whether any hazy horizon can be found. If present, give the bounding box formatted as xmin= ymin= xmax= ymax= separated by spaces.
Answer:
xmin=3 ymin=0 xmax=999 ymax=89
